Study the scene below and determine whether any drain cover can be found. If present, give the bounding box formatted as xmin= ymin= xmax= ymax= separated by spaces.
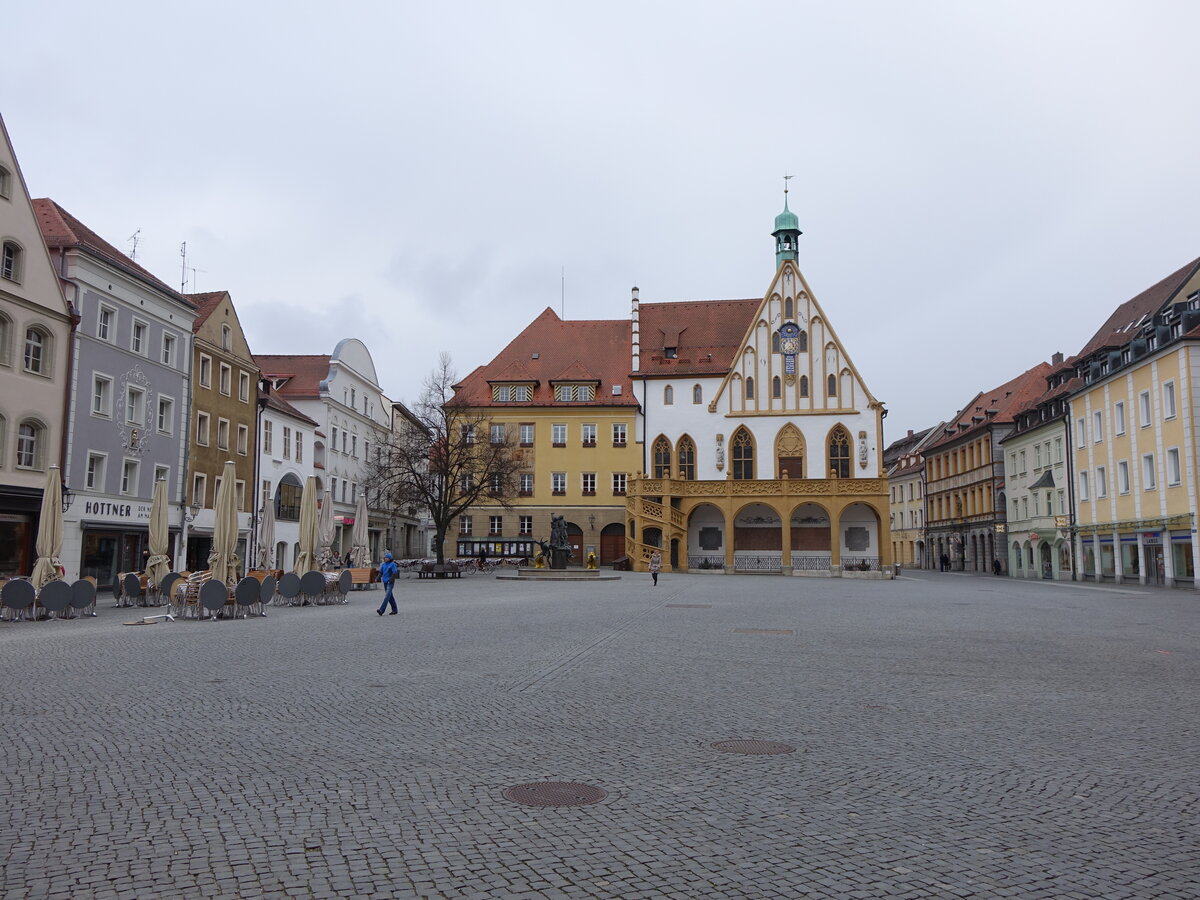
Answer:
xmin=502 ymin=781 xmax=607 ymax=807
xmin=711 ymin=740 xmax=796 ymax=755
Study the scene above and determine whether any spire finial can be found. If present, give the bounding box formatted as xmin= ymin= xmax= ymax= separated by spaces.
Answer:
xmin=783 ymin=173 xmax=793 ymax=202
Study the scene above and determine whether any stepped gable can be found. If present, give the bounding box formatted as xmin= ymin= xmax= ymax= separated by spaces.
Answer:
xmin=926 ymin=362 xmax=1053 ymax=451
xmin=453 ymin=307 xmax=635 ymax=407
xmin=1073 ymin=256 xmax=1200 ymax=359
xmin=256 ymin=354 xmax=332 ymax=400
xmin=638 ymin=298 xmax=760 ymax=375
xmin=32 ymin=198 xmax=193 ymax=306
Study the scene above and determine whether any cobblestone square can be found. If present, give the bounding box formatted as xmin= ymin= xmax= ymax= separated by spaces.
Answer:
xmin=2 ymin=571 xmax=1197 ymax=898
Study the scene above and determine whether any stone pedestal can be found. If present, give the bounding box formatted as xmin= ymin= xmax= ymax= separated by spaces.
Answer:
xmin=550 ymin=548 xmax=570 ymax=570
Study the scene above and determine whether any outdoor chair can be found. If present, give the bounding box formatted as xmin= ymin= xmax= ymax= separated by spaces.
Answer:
xmin=121 ymin=572 xmax=143 ymax=608
xmin=198 ymin=580 xmax=229 ymax=620
xmin=1 ymin=579 xmax=36 ymax=622
xmin=38 ymin=580 xmax=72 ymax=618
xmin=277 ymin=573 xmax=301 ymax=606
xmin=234 ymin=577 xmax=260 ymax=618
xmin=299 ymin=571 xmax=325 ymax=605
xmin=258 ymin=575 xmax=276 ymax=615
xmin=70 ymin=579 xmax=97 ymax=618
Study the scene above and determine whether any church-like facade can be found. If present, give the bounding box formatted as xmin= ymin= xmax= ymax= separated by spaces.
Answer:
xmin=626 ymin=198 xmax=891 ymax=575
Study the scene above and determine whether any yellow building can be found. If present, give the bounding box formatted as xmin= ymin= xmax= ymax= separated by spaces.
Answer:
xmin=1068 ymin=256 xmax=1200 ymax=586
xmin=885 ymin=427 xmax=938 ymax=568
xmin=446 ymin=309 xmax=641 ymax=564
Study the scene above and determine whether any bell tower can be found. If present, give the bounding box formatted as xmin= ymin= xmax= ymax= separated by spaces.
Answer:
xmin=772 ymin=177 xmax=802 ymax=269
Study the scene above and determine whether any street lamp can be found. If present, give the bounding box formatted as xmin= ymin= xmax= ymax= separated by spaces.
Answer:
xmin=60 ymin=481 xmax=74 ymax=514
xmin=185 ymin=498 xmax=202 ymax=523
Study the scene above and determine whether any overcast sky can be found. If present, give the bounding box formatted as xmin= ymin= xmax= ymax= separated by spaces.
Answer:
xmin=5 ymin=1 xmax=1198 ymax=439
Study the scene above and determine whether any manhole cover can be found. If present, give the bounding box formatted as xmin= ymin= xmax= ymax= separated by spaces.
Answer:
xmin=666 ymin=603 xmax=712 ymax=608
xmin=733 ymin=628 xmax=794 ymax=636
xmin=711 ymin=740 xmax=796 ymax=755
xmin=502 ymin=781 xmax=607 ymax=807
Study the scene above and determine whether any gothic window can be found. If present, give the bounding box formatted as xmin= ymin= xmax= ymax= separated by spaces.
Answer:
xmin=784 ymin=298 xmax=794 ymax=319
xmin=746 ymin=376 xmax=754 ymax=400
xmin=799 ymin=330 xmax=807 ymax=352
xmin=692 ymin=384 xmax=702 ymax=404
xmin=772 ymin=376 xmax=781 ymax=399
xmin=772 ymin=333 xmax=780 ymax=353
xmin=677 ymin=435 xmax=696 ymax=480
xmin=664 ymin=385 xmax=673 ymax=405
xmin=731 ymin=427 xmax=754 ymax=480
xmin=827 ymin=374 xmax=837 ymax=397
xmin=828 ymin=426 xmax=850 ymax=478
xmin=653 ymin=435 xmax=672 ymax=478
xmin=800 ymin=375 xmax=809 ymax=397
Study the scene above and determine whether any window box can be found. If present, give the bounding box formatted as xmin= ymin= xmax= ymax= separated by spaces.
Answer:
xmin=552 ymin=490 xmax=566 ymax=496
xmin=582 ymin=490 xmax=596 ymax=496
xmin=612 ymin=490 xmax=626 ymax=496
xmin=552 ymin=442 xmax=566 ymax=448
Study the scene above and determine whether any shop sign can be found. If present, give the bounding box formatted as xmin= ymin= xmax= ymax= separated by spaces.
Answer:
xmin=1054 ymin=516 xmax=1069 ymax=527
xmin=1029 ymin=532 xmax=1039 ymax=543
xmin=81 ymin=499 xmax=153 ymax=521
xmin=995 ymin=523 xmax=1007 ymax=533
xmin=1142 ymin=533 xmax=1161 ymax=545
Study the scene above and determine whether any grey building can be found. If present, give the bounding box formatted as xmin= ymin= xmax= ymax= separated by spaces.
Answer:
xmin=36 ymin=199 xmax=197 ymax=587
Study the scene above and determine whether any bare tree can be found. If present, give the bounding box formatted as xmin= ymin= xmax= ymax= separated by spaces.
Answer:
xmin=365 ymin=354 xmax=522 ymax=567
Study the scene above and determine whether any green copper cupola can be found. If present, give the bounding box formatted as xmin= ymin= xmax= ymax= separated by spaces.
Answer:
xmin=772 ymin=193 xmax=801 ymax=268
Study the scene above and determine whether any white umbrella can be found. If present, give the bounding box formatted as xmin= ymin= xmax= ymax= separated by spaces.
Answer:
xmin=257 ymin=495 xmax=276 ymax=570
xmin=31 ymin=466 xmax=64 ymax=590
xmin=316 ymin=489 xmax=336 ymax=568
xmin=350 ymin=492 xmax=369 ymax=567
xmin=207 ymin=461 xmax=239 ymax=585
xmin=145 ymin=477 xmax=171 ymax=592
xmin=293 ymin=476 xmax=318 ymax=575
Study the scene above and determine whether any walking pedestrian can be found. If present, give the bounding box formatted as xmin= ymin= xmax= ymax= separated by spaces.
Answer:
xmin=377 ymin=552 xmax=399 ymax=616
xmin=649 ymin=549 xmax=662 ymax=586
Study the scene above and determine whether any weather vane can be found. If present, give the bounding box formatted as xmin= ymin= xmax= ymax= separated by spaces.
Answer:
xmin=783 ymin=173 xmax=793 ymax=197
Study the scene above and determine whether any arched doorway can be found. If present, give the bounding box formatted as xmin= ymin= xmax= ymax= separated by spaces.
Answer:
xmin=599 ymin=523 xmax=625 ymax=566
xmin=688 ymin=503 xmax=725 ymax=569
xmin=838 ymin=502 xmax=880 ymax=569
xmin=1039 ymin=542 xmax=1052 ymax=579
xmin=789 ymin=502 xmax=831 ymax=571
xmin=775 ymin=424 xmax=806 ymax=478
xmin=566 ymin=522 xmax=584 ymax=566
xmin=733 ymin=502 xmax=781 ymax=571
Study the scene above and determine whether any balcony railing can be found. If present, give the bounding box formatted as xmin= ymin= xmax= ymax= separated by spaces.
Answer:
xmin=734 ymin=553 xmax=782 ymax=572
xmin=688 ymin=555 xmax=725 ymax=570
xmin=792 ymin=554 xmax=832 ymax=571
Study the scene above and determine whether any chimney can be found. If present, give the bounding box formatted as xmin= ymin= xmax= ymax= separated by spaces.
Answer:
xmin=631 ymin=286 xmax=640 ymax=373
xmin=907 ymin=429 xmax=913 ymax=438
xmin=1051 ymin=351 xmax=1063 ymax=365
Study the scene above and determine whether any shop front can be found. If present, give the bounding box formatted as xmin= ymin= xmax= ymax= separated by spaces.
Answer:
xmin=72 ymin=497 xmax=179 ymax=590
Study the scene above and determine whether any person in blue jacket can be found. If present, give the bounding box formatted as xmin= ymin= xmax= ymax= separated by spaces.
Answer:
xmin=377 ymin=552 xmax=399 ymax=615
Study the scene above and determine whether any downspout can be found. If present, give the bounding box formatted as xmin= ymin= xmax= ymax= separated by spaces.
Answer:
xmin=1064 ymin=410 xmax=1076 ymax=581
xmin=56 ymin=249 xmax=80 ymax=474
xmin=176 ymin=330 xmax=195 ymax=570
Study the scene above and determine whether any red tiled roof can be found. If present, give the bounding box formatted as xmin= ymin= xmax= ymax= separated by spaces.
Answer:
xmin=255 ymin=354 xmax=332 ymax=399
xmin=185 ymin=291 xmax=227 ymax=332
xmin=261 ymin=383 xmax=319 ymax=426
xmin=32 ymin=198 xmax=193 ymax=306
xmin=637 ymin=298 xmax=761 ymax=376
xmin=1073 ymin=256 xmax=1200 ymax=360
xmin=925 ymin=362 xmax=1054 ymax=451
xmin=453 ymin=308 xmax=636 ymax=407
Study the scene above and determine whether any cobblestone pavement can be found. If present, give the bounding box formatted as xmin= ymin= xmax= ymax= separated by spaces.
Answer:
xmin=2 ymin=571 xmax=1197 ymax=899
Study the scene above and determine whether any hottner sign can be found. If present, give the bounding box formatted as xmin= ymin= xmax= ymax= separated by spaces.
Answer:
xmin=82 ymin=500 xmax=153 ymax=521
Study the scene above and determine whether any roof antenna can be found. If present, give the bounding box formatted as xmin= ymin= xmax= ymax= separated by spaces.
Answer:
xmin=128 ymin=229 xmax=141 ymax=260
xmin=180 ymin=242 xmax=187 ymax=292
xmin=561 ymin=265 xmax=565 ymax=319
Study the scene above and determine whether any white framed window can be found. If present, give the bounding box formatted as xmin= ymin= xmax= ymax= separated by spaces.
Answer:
xmin=331 ymin=476 xmax=338 ymax=499
xmin=490 ymin=424 xmax=505 ymax=445
xmin=519 ymin=515 xmax=532 ymax=536
xmin=582 ymin=424 xmax=597 ymax=446
xmin=693 ymin=384 xmax=703 ymax=404
xmin=97 ymin=305 xmax=115 ymax=342
xmin=85 ymin=452 xmax=106 ymax=490
xmin=1055 ymin=438 xmax=1063 ymax=463
xmin=161 ymin=333 xmax=176 ymax=367
xmin=1163 ymin=381 xmax=1176 ymax=419
xmin=1019 ymin=450 xmax=1026 ymax=474
xmin=157 ymin=396 xmax=174 ymax=434
xmin=121 ymin=459 xmax=139 ymax=495
xmin=1033 ymin=493 xmax=1040 ymax=515
xmin=263 ymin=420 xmax=273 ymax=455
xmin=154 ymin=464 xmax=169 ymax=486
xmin=219 ymin=363 xmax=232 ymax=396
xmin=126 ymin=386 xmax=145 ymax=427
xmin=1 ymin=240 xmax=22 ymax=282
xmin=613 ymin=423 xmax=627 ymax=446
xmin=1114 ymin=401 xmax=1126 ymax=435
xmin=295 ymin=431 xmax=303 ymax=463
xmin=1078 ymin=470 xmax=1089 ymax=501
xmin=237 ymin=423 xmax=249 ymax=455
xmin=489 ymin=515 xmax=503 ymax=536
xmin=519 ymin=473 xmax=533 ymax=493
xmin=196 ymin=411 xmax=210 ymax=446
xmin=192 ymin=473 xmax=207 ymax=508
xmin=581 ymin=472 xmax=596 ymax=494
xmin=23 ymin=327 xmax=48 ymax=375
xmin=1118 ymin=460 xmax=1130 ymax=494
xmin=1034 ymin=444 xmax=1042 ymax=468
xmin=235 ymin=479 xmax=245 ymax=511
xmin=1076 ymin=417 xmax=1086 ymax=448
xmin=0 ymin=165 xmax=10 ymax=199
xmin=92 ymin=375 xmax=113 ymax=417
xmin=1093 ymin=410 xmax=1103 ymax=443
xmin=1167 ymin=447 xmax=1181 ymax=486
xmin=221 ymin=324 xmax=231 ymax=351
xmin=1096 ymin=466 xmax=1107 ymax=498
xmin=282 ymin=426 xmax=292 ymax=459
xmin=552 ymin=472 xmax=566 ymax=494
xmin=613 ymin=472 xmax=627 ymax=494
xmin=1142 ymin=454 xmax=1156 ymax=490
xmin=461 ymin=424 xmax=476 ymax=445
xmin=131 ymin=320 xmax=147 ymax=355
xmin=552 ymin=424 xmax=567 ymax=446
xmin=459 ymin=515 xmax=472 ymax=536
xmin=199 ymin=354 xmax=212 ymax=388
xmin=517 ymin=423 xmax=533 ymax=446
xmin=351 ymin=434 xmax=357 ymax=458
xmin=331 ymin=425 xmax=338 ymax=451
xmin=1139 ymin=390 xmax=1151 ymax=427
xmin=664 ymin=385 xmax=674 ymax=405
xmin=239 ymin=371 xmax=250 ymax=402
xmin=217 ymin=418 xmax=230 ymax=450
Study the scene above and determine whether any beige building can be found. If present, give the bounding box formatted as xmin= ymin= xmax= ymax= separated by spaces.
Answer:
xmin=0 ymin=114 xmax=75 ymax=577
xmin=885 ymin=427 xmax=938 ymax=568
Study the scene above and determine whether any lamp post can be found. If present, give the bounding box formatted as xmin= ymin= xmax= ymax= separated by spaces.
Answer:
xmin=60 ymin=481 xmax=74 ymax=514
xmin=249 ymin=378 xmax=271 ymax=571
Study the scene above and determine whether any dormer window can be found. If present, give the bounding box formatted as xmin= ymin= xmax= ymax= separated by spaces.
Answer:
xmin=492 ymin=384 xmax=532 ymax=402
xmin=664 ymin=347 xmax=678 ymax=359
xmin=554 ymin=384 xmax=595 ymax=402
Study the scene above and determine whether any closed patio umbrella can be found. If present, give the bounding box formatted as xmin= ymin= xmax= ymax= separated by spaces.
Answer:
xmin=145 ymin=477 xmax=171 ymax=591
xmin=317 ymin=489 xmax=335 ymax=568
xmin=350 ymin=492 xmax=369 ymax=567
xmin=257 ymin=496 xmax=276 ymax=570
xmin=31 ymin=466 xmax=64 ymax=590
xmin=208 ymin=461 xmax=240 ymax=585
xmin=293 ymin=476 xmax=318 ymax=575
